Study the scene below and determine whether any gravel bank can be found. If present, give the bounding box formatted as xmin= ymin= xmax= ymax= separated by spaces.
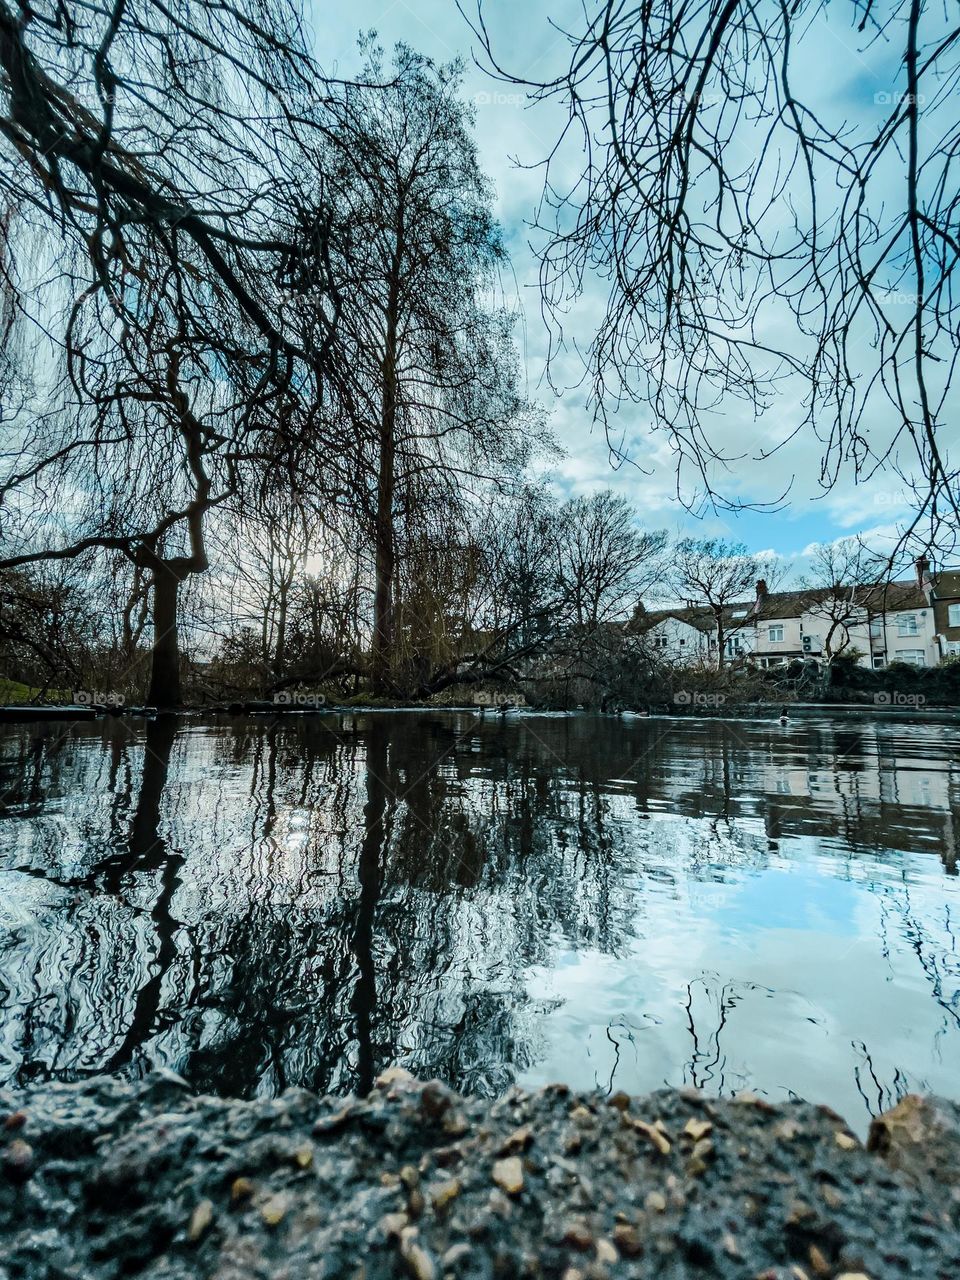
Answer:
xmin=2 ymin=1070 xmax=959 ymax=1279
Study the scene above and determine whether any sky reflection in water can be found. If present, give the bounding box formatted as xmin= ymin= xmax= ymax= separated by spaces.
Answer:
xmin=0 ymin=710 xmax=958 ymax=1131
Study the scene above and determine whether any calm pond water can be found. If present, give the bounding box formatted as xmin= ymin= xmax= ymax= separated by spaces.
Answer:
xmin=1 ymin=710 xmax=958 ymax=1129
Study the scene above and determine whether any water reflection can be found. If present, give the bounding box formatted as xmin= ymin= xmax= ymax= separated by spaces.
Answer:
xmin=1 ymin=710 xmax=958 ymax=1129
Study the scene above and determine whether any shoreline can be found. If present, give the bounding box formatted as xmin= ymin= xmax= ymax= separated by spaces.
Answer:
xmin=3 ymin=700 xmax=960 ymax=724
xmin=2 ymin=1071 xmax=958 ymax=1278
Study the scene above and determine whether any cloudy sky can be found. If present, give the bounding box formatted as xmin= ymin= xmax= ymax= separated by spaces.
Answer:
xmin=312 ymin=1 xmax=933 ymax=566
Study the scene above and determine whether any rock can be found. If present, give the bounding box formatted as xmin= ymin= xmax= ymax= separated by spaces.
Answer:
xmin=683 ymin=1118 xmax=713 ymax=1141
xmin=231 ymin=1176 xmax=254 ymax=1202
xmin=294 ymin=1142 xmax=314 ymax=1168
xmin=187 ymin=1199 xmax=214 ymax=1242
xmin=808 ymin=1244 xmax=831 ymax=1276
xmin=260 ymin=1193 xmax=289 ymax=1226
xmin=834 ymin=1132 xmax=858 ymax=1151
xmin=2 ymin=1111 xmax=26 ymax=1131
xmin=607 ymin=1092 xmax=631 ymax=1112
xmin=645 ymin=1190 xmax=667 ymax=1213
xmin=561 ymin=1221 xmax=594 ymax=1251
xmin=491 ymin=1156 xmax=524 ymax=1195
xmin=498 ymin=1125 xmax=533 ymax=1154
xmin=400 ymin=1229 xmax=436 ymax=1280
xmin=2 ymin=1138 xmax=33 ymax=1183
xmin=596 ymin=1237 xmax=619 ymax=1263
xmin=623 ymin=1115 xmax=671 ymax=1156
xmin=430 ymin=1178 xmax=462 ymax=1212
xmin=868 ymin=1094 xmax=960 ymax=1187
xmin=612 ymin=1223 xmax=644 ymax=1256
xmin=420 ymin=1081 xmax=453 ymax=1120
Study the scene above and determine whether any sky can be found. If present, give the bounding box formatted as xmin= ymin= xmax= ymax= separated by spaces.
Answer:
xmin=311 ymin=0 xmax=946 ymax=571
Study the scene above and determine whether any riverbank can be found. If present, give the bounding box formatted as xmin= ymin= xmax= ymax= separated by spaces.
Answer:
xmin=3 ymin=1072 xmax=958 ymax=1279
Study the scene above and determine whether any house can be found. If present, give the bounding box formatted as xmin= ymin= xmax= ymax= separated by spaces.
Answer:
xmin=636 ymin=559 xmax=960 ymax=671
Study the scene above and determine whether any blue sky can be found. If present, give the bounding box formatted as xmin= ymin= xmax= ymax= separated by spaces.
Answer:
xmin=311 ymin=1 xmax=941 ymax=570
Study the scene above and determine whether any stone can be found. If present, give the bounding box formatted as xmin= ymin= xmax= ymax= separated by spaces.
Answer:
xmin=231 ymin=1176 xmax=254 ymax=1202
xmin=498 ymin=1125 xmax=533 ymax=1154
xmin=2 ymin=1138 xmax=33 ymax=1183
xmin=561 ymin=1221 xmax=593 ymax=1251
xmin=683 ymin=1118 xmax=713 ymax=1141
xmin=834 ymin=1132 xmax=857 ymax=1151
xmin=492 ymin=1156 xmax=524 ymax=1195
xmin=623 ymin=1115 xmax=671 ymax=1155
xmin=645 ymin=1190 xmax=667 ymax=1213
xmin=430 ymin=1178 xmax=462 ymax=1212
xmin=612 ymin=1223 xmax=644 ymax=1256
xmin=260 ymin=1193 xmax=289 ymax=1226
xmin=187 ymin=1199 xmax=214 ymax=1242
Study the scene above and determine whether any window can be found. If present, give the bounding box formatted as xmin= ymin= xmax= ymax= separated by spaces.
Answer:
xmin=654 ymin=635 xmax=668 ymax=649
xmin=731 ymin=608 xmax=748 ymax=619
xmin=768 ymin=625 xmax=784 ymax=643
xmin=678 ymin=638 xmax=686 ymax=646
xmin=872 ymin=657 xmax=886 ymax=669
xmin=897 ymin=613 xmax=919 ymax=636
xmin=946 ymin=640 xmax=960 ymax=656
xmin=895 ymin=648 xmax=925 ymax=666
xmin=948 ymin=603 xmax=960 ymax=627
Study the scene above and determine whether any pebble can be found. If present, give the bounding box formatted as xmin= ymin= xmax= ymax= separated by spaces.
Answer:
xmin=498 ymin=1125 xmax=533 ymax=1154
xmin=2 ymin=1111 xmax=26 ymax=1131
xmin=2 ymin=1138 xmax=34 ymax=1182
xmin=430 ymin=1178 xmax=462 ymax=1212
xmin=808 ymin=1244 xmax=831 ymax=1276
xmin=260 ymin=1193 xmax=289 ymax=1226
xmin=623 ymin=1115 xmax=671 ymax=1156
xmin=561 ymin=1221 xmax=594 ymax=1251
xmin=835 ymin=1132 xmax=858 ymax=1151
xmin=612 ymin=1223 xmax=644 ymax=1256
xmin=399 ymin=1228 xmax=436 ymax=1280
xmin=231 ymin=1177 xmax=254 ymax=1203
xmin=683 ymin=1118 xmax=713 ymax=1142
xmin=645 ymin=1190 xmax=667 ymax=1213
xmin=596 ymin=1237 xmax=619 ymax=1264
xmin=492 ymin=1156 xmax=524 ymax=1195
xmin=187 ymin=1199 xmax=214 ymax=1242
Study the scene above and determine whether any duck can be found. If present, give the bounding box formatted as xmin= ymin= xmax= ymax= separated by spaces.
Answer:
xmin=778 ymin=705 xmax=789 ymax=725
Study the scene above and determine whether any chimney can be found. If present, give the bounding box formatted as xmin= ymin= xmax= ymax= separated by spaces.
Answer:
xmin=915 ymin=556 xmax=933 ymax=599
xmin=755 ymin=579 xmax=768 ymax=605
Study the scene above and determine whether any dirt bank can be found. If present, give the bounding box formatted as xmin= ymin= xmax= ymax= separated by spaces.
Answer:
xmin=2 ymin=1071 xmax=959 ymax=1279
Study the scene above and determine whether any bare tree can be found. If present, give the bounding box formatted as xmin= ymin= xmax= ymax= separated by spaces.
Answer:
xmin=0 ymin=0 xmax=349 ymax=704
xmin=798 ymin=539 xmax=883 ymax=663
xmin=319 ymin=46 xmax=539 ymax=692
xmin=464 ymin=0 xmax=960 ymax=559
xmin=558 ymin=490 xmax=667 ymax=630
xmin=669 ymin=539 xmax=763 ymax=669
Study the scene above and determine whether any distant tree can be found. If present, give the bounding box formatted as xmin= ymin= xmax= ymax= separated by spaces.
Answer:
xmin=669 ymin=539 xmax=763 ymax=669
xmin=798 ymin=540 xmax=882 ymax=663
xmin=558 ymin=490 xmax=667 ymax=630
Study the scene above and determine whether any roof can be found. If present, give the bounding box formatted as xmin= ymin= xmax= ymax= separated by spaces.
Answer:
xmin=932 ymin=569 xmax=960 ymax=601
xmin=636 ymin=578 xmax=931 ymax=631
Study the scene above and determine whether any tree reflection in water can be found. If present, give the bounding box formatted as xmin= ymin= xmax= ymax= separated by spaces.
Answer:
xmin=0 ymin=710 xmax=958 ymax=1125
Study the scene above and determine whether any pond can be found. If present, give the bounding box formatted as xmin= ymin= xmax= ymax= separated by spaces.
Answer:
xmin=1 ymin=710 xmax=958 ymax=1131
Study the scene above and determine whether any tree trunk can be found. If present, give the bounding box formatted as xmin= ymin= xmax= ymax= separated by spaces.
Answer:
xmin=148 ymin=564 xmax=182 ymax=708
xmin=715 ymin=612 xmax=726 ymax=670
xmin=372 ymin=293 xmax=399 ymax=695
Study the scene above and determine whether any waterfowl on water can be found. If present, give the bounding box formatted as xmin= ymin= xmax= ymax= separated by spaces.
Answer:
xmin=778 ymin=706 xmax=789 ymax=725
